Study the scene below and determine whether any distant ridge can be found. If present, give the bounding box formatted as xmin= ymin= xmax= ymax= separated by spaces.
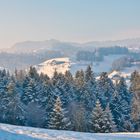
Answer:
xmin=2 ymin=38 xmax=140 ymax=53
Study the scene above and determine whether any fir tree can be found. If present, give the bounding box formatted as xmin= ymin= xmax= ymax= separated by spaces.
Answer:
xmin=117 ymin=77 xmax=132 ymax=105
xmin=75 ymin=70 xmax=85 ymax=88
xmin=21 ymin=77 xmax=40 ymax=105
xmin=89 ymin=100 xmax=104 ymax=132
xmin=3 ymin=80 xmax=25 ymax=125
xmin=102 ymin=105 xmax=116 ymax=132
xmin=74 ymin=70 xmax=85 ymax=103
xmin=65 ymin=70 xmax=73 ymax=82
xmin=83 ymin=65 xmax=97 ymax=111
xmin=97 ymin=72 xmax=115 ymax=109
xmin=110 ymin=89 xmax=133 ymax=132
xmin=52 ymin=72 xmax=75 ymax=108
xmin=130 ymin=71 xmax=140 ymax=123
xmin=48 ymin=96 xmax=71 ymax=130
xmin=28 ymin=66 xmax=40 ymax=80
xmin=39 ymin=81 xmax=56 ymax=128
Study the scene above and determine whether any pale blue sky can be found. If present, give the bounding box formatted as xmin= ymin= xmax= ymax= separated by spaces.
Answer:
xmin=0 ymin=0 xmax=140 ymax=48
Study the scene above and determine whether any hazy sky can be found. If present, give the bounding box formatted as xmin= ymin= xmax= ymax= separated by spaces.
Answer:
xmin=0 ymin=0 xmax=140 ymax=48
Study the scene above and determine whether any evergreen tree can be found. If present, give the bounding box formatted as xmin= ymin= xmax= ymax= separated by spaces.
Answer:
xmin=65 ymin=70 xmax=73 ymax=82
xmin=85 ymin=65 xmax=94 ymax=82
xmin=52 ymin=72 xmax=75 ymax=108
xmin=110 ymin=88 xmax=133 ymax=132
xmin=0 ymin=70 xmax=11 ymax=122
xmin=28 ymin=66 xmax=40 ymax=80
xmin=21 ymin=77 xmax=40 ymax=105
xmin=102 ymin=105 xmax=116 ymax=132
xmin=3 ymin=80 xmax=25 ymax=125
xmin=39 ymin=81 xmax=56 ymax=128
xmin=0 ymin=70 xmax=9 ymax=97
xmin=90 ymin=100 xmax=116 ymax=133
xmin=65 ymin=70 xmax=76 ymax=101
xmin=89 ymin=100 xmax=104 ymax=132
xmin=130 ymin=71 xmax=140 ymax=123
xmin=52 ymin=69 xmax=59 ymax=85
xmin=39 ymin=72 xmax=50 ymax=83
xmin=130 ymin=70 xmax=140 ymax=93
xmin=83 ymin=65 xmax=97 ymax=111
xmin=74 ymin=70 xmax=85 ymax=103
xmin=75 ymin=70 xmax=85 ymax=88
xmin=48 ymin=96 xmax=71 ymax=130
xmin=117 ymin=77 xmax=132 ymax=105
xmin=97 ymin=72 xmax=115 ymax=109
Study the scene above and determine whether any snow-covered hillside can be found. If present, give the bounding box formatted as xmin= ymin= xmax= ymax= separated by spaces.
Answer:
xmin=0 ymin=123 xmax=140 ymax=140
xmin=108 ymin=70 xmax=131 ymax=79
xmin=34 ymin=55 xmax=125 ymax=77
xmin=34 ymin=57 xmax=71 ymax=77
xmin=107 ymin=70 xmax=131 ymax=87
xmin=34 ymin=54 xmax=140 ymax=78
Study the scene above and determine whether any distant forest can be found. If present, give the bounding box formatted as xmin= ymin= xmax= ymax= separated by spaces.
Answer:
xmin=0 ymin=66 xmax=140 ymax=132
xmin=76 ymin=46 xmax=140 ymax=71
xmin=76 ymin=46 xmax=129 ymax=62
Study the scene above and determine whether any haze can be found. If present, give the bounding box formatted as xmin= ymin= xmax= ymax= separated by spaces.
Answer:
xmin=0 ymin=0 xmax=140 ymax=48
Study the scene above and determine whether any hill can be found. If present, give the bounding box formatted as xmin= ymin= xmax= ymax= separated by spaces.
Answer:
xmin=3 ymin=38 xmax=140 ymax=54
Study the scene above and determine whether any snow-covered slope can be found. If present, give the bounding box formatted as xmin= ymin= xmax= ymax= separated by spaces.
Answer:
xmin=108 ymin=70 xmax=131 ymax=79
xmin=35 ymin=57 xmax=71 ymax=77
xmin=0 ymin=123 xmax=140 ymax=140
xmin=35 ymin=54 xmax=140 ymax=79
xmin=35 ymin=55 xmax=125 ymax=77
xmin=108 ymin=70 xmax=131 ymax=87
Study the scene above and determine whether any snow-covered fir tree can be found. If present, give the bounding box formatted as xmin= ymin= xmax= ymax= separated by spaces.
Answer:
xmin=89 ymin=100 xmax=116 ymax=133
xmin=48 ymin=96 xmax=72 ymax=130
xmin=21 ymin=77 xmax=40 ymax=105
xmin=97 ymin=72 xmax=115 ymax=109
xmin=129 ymin=71 xmax=140 ymax=125
xmin=116 ymin=77 xmax=132 ymax=106
xmin=39 ymin=81 xmax=56 ymax=128
xmin=3 ymin=80 xmax=25 ymax=125
xmin=83 ymin=65 xmax=97 ymax=111
xmin=52 ymin=73 xmax=71 ymax=107
xmin=89 ymin=100 xmax=104 ymax=133
xmin=75 ymin=70 xmax=85 ymax=88
xmin=110 ymin=88 xmax=133 ymax=132
xmin=102 ymin=104 xmax=116 ymax=132
xmin=74 ymin=70 xmax=86 ymax=104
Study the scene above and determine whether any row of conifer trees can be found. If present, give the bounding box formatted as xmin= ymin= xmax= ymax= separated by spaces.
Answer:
xmin=0 ymin=66 xmax=139 ymax=132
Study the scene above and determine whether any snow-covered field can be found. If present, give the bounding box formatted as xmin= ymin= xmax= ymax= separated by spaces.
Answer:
xmin=0 ymin=123 xmax=140 ymax=140
xmin=35 ymin=57 xmax=71 ymax=77
xmin=35 ymin=55 xmax=126 ymax=77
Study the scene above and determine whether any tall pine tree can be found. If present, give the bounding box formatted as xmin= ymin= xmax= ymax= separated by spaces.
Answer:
xmin=48 ymin=96 xmax=71 ymax=130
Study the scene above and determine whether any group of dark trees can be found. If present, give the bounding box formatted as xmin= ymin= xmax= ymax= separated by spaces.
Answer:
xmin=98 ymin=46 xmax=129 ymax=55
xmin=111 ymin=56 xmax=132 ymax=71
xmin=111 ymin=52 xmax=140 ymax=71
xmin=76 ymin=51 xmax=103 ymax=62
xmin=76 ymin=46 xmax=129 ymax=62
xmin=0 ymin=66 xmax=139 ymax=133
